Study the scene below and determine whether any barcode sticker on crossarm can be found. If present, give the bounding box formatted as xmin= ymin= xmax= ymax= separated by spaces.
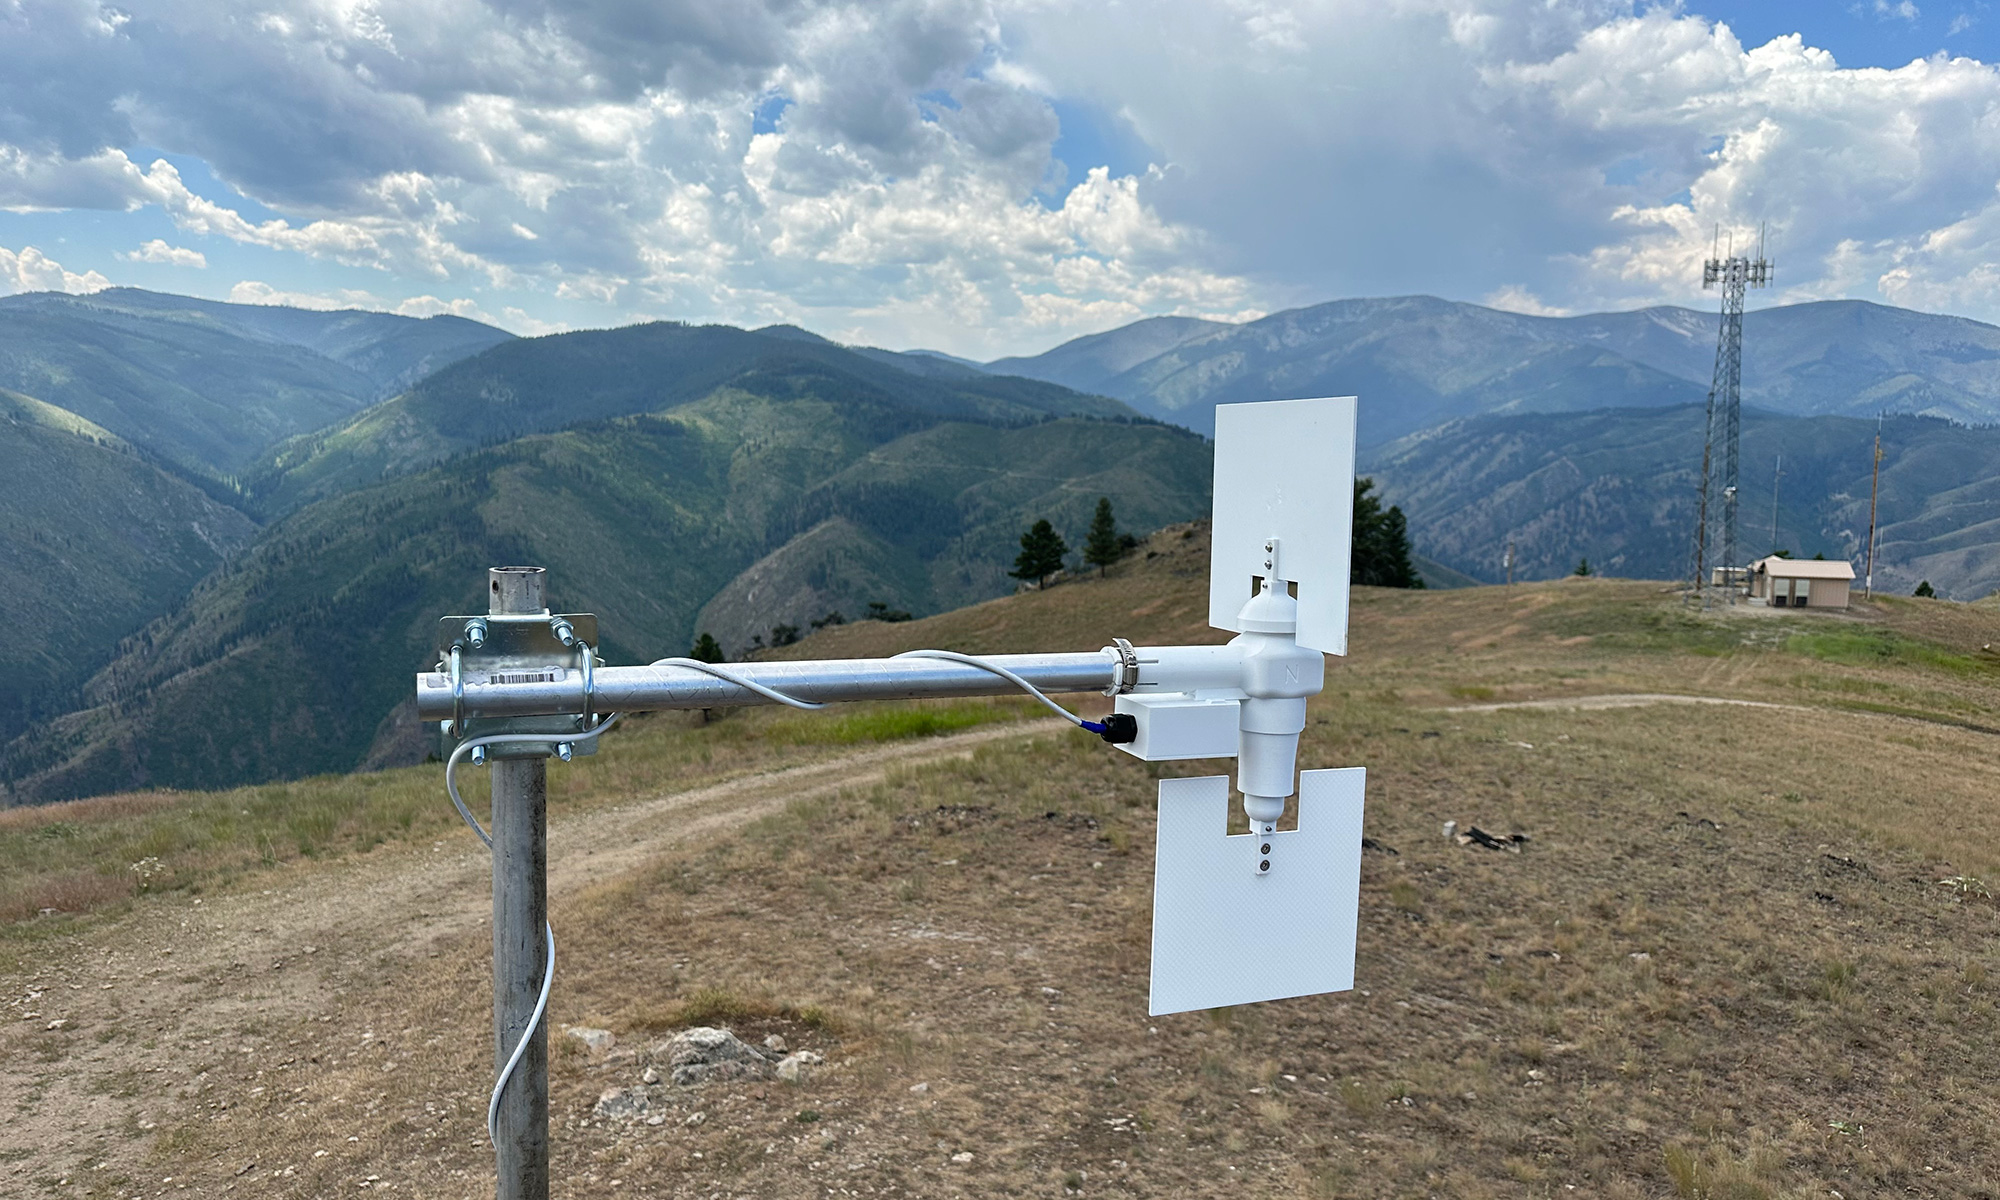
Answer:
xmin=489 ymin=669 xmax=566 ymax=686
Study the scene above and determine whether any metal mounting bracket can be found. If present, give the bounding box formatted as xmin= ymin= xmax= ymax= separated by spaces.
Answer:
xmin=434 ymin=612 xmax=602 ymax=760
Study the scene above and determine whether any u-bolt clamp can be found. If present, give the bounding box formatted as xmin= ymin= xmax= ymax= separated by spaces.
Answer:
xmin=578 ymin=641 xmax=598 ymax=731
xmin=448 ymin=644 xmax=466 ymax=739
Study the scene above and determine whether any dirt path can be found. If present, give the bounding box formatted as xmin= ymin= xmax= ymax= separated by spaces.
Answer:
xmin=0 ymin=719 xmax=1062 ymax=1194
xmin=1438 ymin=693 xmax=1805 ymax=713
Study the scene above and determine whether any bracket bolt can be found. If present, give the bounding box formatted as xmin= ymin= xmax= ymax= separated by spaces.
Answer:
xmin=464 ymin=618 xmax=489 ymax=649
xmin=556 ymin=742 xmax=573 ymax=762
xmin=550 ymin=618 xmax=576 ymax=647
xmin=470 ymin=746 xmax=488 ymax=766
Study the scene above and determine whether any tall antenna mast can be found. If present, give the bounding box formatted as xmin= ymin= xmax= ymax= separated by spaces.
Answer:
xmin=1690 ymin=223 xmax=1773 ymax=602
xmin=1865 ymin=414 xmax=1883 ymax=599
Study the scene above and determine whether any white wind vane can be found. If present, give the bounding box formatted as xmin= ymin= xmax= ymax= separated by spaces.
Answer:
xmin=413 ymin=394 xmax=1367 ymax=1197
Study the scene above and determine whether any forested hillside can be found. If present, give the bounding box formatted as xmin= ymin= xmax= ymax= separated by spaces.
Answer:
xmin=246 ymin=321 xmax=1133 ymax=514
xmin=3 ymin=336 xmax=1204 ymax=804
xmin=0 ymin=389 xmax=257 ymax=745
xmin=1366 ymin=406 xmax=2000 ymax=597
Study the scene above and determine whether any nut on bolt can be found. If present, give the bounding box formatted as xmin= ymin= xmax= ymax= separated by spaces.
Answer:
xmin=550 ymin=617 xmax=577 ymax=647
xmin=463 ymin=618 xmax=489 ymax=649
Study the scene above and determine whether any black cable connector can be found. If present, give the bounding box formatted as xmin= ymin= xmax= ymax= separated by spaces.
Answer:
xmin=1088 ymin=713 xmax=1138 ymax=744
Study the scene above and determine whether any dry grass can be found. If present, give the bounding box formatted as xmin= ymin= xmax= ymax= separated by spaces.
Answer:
xmin=0 ymin=696 xmax=1044 ymax=957
xmin=11 ymin=523 xmax=2000 ymax=1197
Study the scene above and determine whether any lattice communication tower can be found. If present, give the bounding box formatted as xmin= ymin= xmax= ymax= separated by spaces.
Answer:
xmin=1691 ymin=227 xmax=1772 ymax=600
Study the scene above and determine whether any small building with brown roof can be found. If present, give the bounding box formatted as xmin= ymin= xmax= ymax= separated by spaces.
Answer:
xmin=1748 ymin=555 xmax=1855 ymax=609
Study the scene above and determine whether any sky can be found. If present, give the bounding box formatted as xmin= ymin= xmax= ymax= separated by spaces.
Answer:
xmin=3 ymin=0 xmax=2000 ymax=358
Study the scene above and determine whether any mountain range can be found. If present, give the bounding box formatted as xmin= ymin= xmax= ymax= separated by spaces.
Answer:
xmin=10 ymin=285 xmax=2000 ymax=804
xmin=972 ymin=296 xmax=2000 ymax=444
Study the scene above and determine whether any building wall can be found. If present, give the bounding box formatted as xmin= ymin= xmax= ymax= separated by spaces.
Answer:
xmin=1762 ymin=574 xmax=1850 ymax=608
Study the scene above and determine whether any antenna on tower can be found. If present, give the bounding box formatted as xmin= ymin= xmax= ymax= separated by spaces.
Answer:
xmin=1690 ymin=225 xmax=1773 ymax=604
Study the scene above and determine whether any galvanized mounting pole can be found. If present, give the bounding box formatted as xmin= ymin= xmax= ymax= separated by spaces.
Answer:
xmin=489 ymin=566 xmax=550 ymax=1200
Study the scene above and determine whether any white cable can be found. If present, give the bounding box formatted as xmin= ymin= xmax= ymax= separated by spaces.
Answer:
xmin=487 ymin=921 xmax=554 ymax=1147
xmin=445 ymin=655 xmax=821 ymax=1148
xmin=443 ymin=715 xmax=623 ymax=1147
xmin=445 ymin=714 xmax=625 ymax=848
xmin=643 ymin=656 xmax=827 ymax=709
xmin=890 ymin=649 xmax=1089 ymax=727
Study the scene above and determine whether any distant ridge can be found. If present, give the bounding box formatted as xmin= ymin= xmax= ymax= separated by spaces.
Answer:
xmin=973 ymin=296 xmax=2000 ymax=444
xmin=0 ymin=287 xmax=512 ymax=474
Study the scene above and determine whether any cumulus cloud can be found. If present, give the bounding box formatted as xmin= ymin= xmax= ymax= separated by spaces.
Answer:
xmin=227 ymin=280 xmax=381 ymax=310
xmin=0 ymin=243 xmax=110 ymax=295
xmin=119 ymin=238 xmax=206 ymax=267
xmin=1482 ymin=285 xmax=1571 ymax=317
xmin=5 ymin=1 xmax=2000 ymax=352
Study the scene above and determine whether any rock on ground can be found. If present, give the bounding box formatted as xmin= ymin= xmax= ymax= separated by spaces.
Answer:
xmin=776 ymin=1050 xmax=824 ymax=1082
xmin=593 ymin=1086 xmax=649 ymax=1121
xmin=658 ymin=1026 xmax=777 ymax=1087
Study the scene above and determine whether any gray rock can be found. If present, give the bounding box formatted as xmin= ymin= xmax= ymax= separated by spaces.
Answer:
xmin=762 ymin=1033 xmax=788 ymax=1053
xmin=641 ymin=1066 xmax=660 ymax=1085
xmin=565 ymin=1026 xmax=616 ymax=1059
xmin=660 ymin=1026 xmax=775 ymax=1087
xmin=593 ymin=1086 xmax=649 ymax=1121
xmin=776 ymin=1050 xmax=824 ymax=1083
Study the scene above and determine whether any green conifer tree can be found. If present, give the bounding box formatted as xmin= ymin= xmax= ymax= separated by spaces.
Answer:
xmin=690 ymin=632 xmax=724 ymax=662
xmin=1011 ymin=519 xmax=1069 ymax=588
xmin=1350 ymin=478 xmax=1423 ymax=588
xmin=1084 ymin=497 xmax=1123 ymax=575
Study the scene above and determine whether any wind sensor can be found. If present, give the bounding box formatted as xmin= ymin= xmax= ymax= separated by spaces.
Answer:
xmin=415 ymin=395 xmax=1369 ymax=1199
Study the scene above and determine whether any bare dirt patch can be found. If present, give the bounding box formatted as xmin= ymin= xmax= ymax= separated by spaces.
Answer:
xmin=0 ymin=722 xmax=1055 ymax=1198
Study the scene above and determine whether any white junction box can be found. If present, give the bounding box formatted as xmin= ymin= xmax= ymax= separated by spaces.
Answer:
xmin=1112 ymin=693 xmax=1241 ymax=761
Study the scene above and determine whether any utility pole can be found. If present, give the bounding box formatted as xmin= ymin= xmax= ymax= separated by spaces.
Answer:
xmin=1690 ymin=224 xmax=1772 ymax=603
xmin=1770 ymin=453 xmax=1783 ymax=555
xmin=489 ymin=566 xmax=550 ymax=1200
xmin=1865 ymin=416 xmax=1883 ymax=600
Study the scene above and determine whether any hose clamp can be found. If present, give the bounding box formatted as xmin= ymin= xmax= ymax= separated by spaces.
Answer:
xmin=1106 ymin=637 xmax=1139 ymax=695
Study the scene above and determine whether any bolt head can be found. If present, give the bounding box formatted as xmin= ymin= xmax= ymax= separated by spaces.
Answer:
xmin=469 ymin=746 xmax=488 ymax=766
xmin=556 ymin=742 xmax=573 ymax=762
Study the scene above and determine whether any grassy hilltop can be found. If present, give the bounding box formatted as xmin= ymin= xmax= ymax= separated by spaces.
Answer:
xmin=3 ymin=529 xmax=2000 ymax=1198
